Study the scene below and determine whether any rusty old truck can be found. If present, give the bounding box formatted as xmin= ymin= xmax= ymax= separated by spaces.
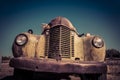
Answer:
xmin=10 ymin=16 xmax=107 ymax=80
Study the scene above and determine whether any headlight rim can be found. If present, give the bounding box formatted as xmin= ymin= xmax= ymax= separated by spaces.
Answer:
xmin=92 ymin=36 xmax=104 ymax=48
xmin=15 ymin=34 xmax=28 ymax=46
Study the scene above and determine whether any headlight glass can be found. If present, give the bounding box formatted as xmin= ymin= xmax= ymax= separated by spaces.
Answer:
xmin=92 ymin=36 xmax=104 ymax=48
xmin=15 ymin=34 xmax=28 ymax=46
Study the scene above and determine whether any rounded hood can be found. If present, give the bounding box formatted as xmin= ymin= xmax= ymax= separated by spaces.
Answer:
xmin=48 ymin=16 xmax=77 ymax=31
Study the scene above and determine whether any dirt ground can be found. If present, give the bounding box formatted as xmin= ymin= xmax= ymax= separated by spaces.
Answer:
xmin=0 ymin=62 xmax=14 ymax=80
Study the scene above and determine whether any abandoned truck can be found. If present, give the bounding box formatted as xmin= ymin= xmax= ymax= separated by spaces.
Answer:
xmin=10 ymin=16 xmax=107 ymax=80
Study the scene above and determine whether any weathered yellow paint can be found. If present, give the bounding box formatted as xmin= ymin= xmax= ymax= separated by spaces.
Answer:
xmin=22 ymin=33 xmax=38 ymax=58
xmin=74 ymin=33 xmax=84 ymax=61
xmin=91 ymin=42 xmax=106 ymax=61
xmin=36 ymin=35 xmax=46 ymax=58
xmin=83 ymin=36 xmax=105 ymax=62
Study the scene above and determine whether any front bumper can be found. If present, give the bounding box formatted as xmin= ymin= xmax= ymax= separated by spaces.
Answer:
xmin=9 ymin=57 xmax=107 ymax=74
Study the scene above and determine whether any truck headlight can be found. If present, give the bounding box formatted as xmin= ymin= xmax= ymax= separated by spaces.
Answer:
xmin=15 ymin=34 xmax=28 ymax=46
xmin=92 ymin=36 xmax=104 ymax=48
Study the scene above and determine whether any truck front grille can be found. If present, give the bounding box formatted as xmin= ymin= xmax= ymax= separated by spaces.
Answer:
xmin=48 ymin=26 xmax=70 ymax=58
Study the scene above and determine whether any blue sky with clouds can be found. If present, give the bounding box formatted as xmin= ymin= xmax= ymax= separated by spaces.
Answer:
xmin=0 ymin=0 xmax=120 ymax=56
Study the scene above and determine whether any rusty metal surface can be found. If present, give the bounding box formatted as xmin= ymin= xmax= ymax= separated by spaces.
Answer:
xmin=9 ymin=58 xmax=107 ymax=74
xmin=48 ymin=16 xmax=77 ymax=31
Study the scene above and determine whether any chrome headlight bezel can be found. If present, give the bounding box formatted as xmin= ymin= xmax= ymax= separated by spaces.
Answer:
xmin=15 ymin=34 xmax=28 ymax=46
xmin=92 ymin=36 xmax=104 ymax=48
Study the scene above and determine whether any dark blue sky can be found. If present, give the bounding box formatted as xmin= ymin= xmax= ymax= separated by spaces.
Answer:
xmin=0 ymin=0 xmax=120 ymax=56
